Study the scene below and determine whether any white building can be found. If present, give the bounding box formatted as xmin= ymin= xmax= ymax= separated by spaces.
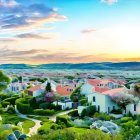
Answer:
xmin=126 ymin=101 xmax=140 ymax=116
xmin=80 ymin=83 xmax=94 ymax=96
xmin=27 ymin=85 xmax=44 ymax=97
xmin=53 ymin=100 xmax=73 ymax=110
xmin=88 ymin=92 xmax=118 ymax=113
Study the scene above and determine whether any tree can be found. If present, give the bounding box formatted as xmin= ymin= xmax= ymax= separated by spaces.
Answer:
xmin=55 ymin=94 xmax=63 ymax=105
xmin=0 ymin=70 xmax=10 ymax=92
xmin=70 ymin=84 xmax=82 ymax=102
xmin=45 ymin=82 xmax=51 ymax=92
xmin=112 ymin=92 xmax=139 ymax=110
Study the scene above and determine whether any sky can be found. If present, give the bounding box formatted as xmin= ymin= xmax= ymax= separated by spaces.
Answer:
xmin=0 ymin=0 xmax=140 ymax=64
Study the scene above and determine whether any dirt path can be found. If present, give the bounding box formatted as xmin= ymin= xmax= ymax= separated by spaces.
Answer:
xmin=15 ymin=106 xmax=73 ymax=135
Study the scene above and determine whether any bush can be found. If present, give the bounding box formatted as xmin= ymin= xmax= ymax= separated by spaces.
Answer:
xmin=50 ymin=124 xmax=62 ymax=130
xmin=56 ymin=115 xmax=74 ymax=127
xmin=4 ymin=97 xmax=19 ymax=105
xmin=80 ymin=99 xmax=88 ymax=106
xmin=34 ymin=109 xmax=55 ymax=116
xmin=39 ymin=102 xmax=61 ymax=111
xmin=12 ymin=126 xmax=21 ymax=132
xmin=86 ymin=106 xmax=96 ymax=116
xmin=110 ymin=109 xmax=122 ymax=114
xmin=81 ymin=109 xmax=86 ymax=118
xmin=68 ymin=109 xmax=79 ymax=117
xmin=0 ymin=108 xmax=4 ymax=114
xmin=75 ymin=125 xmax=90 ymax=129
xmin=121 ymin=117 xmax=133 ymax=123
xmin=7 ymin=106 xmax=16 ymax=114
xmin=93 ymin=112 xmax=115 ymax=121
xmin=16 ymin=98 xmax=33 ymax=114
xmin=1 ymin=101 xmax=10 ymax=108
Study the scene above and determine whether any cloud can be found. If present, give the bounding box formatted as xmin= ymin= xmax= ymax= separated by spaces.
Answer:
xmin=0 ymin=0 xmax=67 ymax=32
xmin=0 ymin=47 xmax=48 ymax=58
xmin=101 ymin=0 xmax=118 ymax=5
xmin=81 ymin=28 xmax=97 ymax=34
xmin=16 ymin=33 xmax=51 ymax=39
xmin=0 ymin=47 xmax=124 ymax=64
xmin=0 ymin=38 xmax=15 ymax=42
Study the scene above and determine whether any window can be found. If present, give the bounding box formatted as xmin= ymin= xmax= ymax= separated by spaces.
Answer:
xmin=113 ymin=106 xmax=115 ymax=110
xmin=98 ymin=105 xmax=100 ymax=112
xmin=108 ymin=107 xmax=110 ymax=113
xmin=67 ymin=89 xmax=69 ymax=91
xmin=93 ymin=96 xmax=96 ymax=102
xmin=134 ymin=104 xmax=136 ymax=111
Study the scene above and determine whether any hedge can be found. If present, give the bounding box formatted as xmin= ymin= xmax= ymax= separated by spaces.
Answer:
xmin=16 ymin=98 xmax=33 ymax=114
xmin=7 ymin=106 xmax=16 ymax=114
xmin=4 ymin=97 xmax=19 ymax=105
xmin=34 ymin=109 xmax=55 ymax=116
xmin=1 ymin=101 xmax=10 ymax=108
xmin=121 ymin=117 xmax=133 ymax=123
xmin=56 ymin=115 xmax=74 ymax=127
xmin=68 ymin=109 xmax=79 ymax=117
xmin=80 ymin=99 xmax=88 ymax=106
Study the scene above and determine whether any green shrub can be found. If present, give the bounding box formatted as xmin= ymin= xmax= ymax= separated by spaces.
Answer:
xmin=75 ymin=125 xmax=90 ymax=129
xmin=34 ymin=109 xmax=55 ymax=116
xmin=127 ymin=111 xmax=133 ymax=117
xmin=12 ymin=126 xmax=21 ymax=132
xmin=7 ymin=106 xmax=16 ymax=114
xmin=93 ymin=112 xmax=115 ymax=121
xmin=4 ymin=97 xmax=19 ymax=105
xmin=56 ymin=115 xmax=74 ymax=127
xmin=110 ymin=109 xmax=122 ymax=114
xmin=81 ymin=109 xmax=86 ymax=118
xmin=86 ymin=106 xmax=96 ymax=117
xmin=0 ymin=108 xmax=4 ymax=114
xmin=50 ymin=124 xmax=62 ymax=130
xmin=1 ymin=101 xmax=10 ymax=108
xmin=121 ymin=117 xmax=133 ymax=123
xmin=68 ymin=109 xmax=79 ymax=117
xmin=16 ymin=98 xmax=33 ymax=114
xmin=80 ymin=99 xmax=88 ymax=106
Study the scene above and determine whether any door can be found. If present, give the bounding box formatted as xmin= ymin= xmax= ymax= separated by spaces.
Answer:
xmin=108 ymin=107 xmax=110 ymax=113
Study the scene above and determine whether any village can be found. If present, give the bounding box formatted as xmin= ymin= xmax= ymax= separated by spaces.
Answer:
xmin=0 ymin=69 xmax=140 ymax=140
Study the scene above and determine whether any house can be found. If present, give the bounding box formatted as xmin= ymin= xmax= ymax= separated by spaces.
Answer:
xmin=56 ymin=85 xmax=75 ymax=97
xmin=126 ymin=101 xmax=140 ymax=115
xmin=27 ymin=85 xmax=44 ymax=97
xmin=9 ymin=82 xmax=27 ymax=92
xmin=53 ymin=100 xmax=73 ymax=110
xmin=80 ymin=79 xmax=110 ymax=97
xmin=78 ymin=87 xmax=126 ymax=115
xmin=88 ymin=92 xmax=118 ymax=113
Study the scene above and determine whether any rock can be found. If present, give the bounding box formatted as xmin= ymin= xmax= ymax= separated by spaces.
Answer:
xmin=99 ymin=126 xmax=110 ymax=133
xmin=14 ymin=130 xmax=20 ymax=139
xmin=19 ymin=134 xmax=27 ymax=139
xmin=7 ymin=134 xmax=17 ymax=140
xmin=103 ymin=121 xmax=118 ymax=130
xmin=1 ymin=124 xmax=13 ymax=130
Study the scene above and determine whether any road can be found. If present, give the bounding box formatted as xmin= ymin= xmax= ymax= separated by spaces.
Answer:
xmin=15 ymin=106 xmax=73 ymax=135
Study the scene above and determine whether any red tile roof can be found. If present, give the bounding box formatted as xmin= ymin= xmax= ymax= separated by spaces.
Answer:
xmin=27 ymin=85 xmax=41 ymax=92
xmin=56 ymin=85 xmax=75 ymax=96
xmin=102 ymin=87 xmax=125 ymax=96
xmin=95 ymin=86 xmax=110 ymax=93
xmin=87 ymin=79 xmax=101 ymax=86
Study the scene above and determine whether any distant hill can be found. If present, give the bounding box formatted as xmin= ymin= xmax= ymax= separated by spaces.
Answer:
xmin=0 ymin=62 xmax=140 ymax=70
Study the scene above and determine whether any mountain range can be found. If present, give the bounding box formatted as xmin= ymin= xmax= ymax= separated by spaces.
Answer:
xmin=0 ymin=62 xmax=140 ymax=70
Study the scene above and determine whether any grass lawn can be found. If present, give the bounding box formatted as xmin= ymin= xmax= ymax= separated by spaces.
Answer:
xmin=22 ymin=120 xmax=35 ymax=134
xmin=1 ymin=113 xmax=27 ymax=125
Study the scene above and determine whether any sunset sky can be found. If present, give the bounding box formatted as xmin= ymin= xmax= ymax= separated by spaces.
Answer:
xmin=0 ymin=0 xmax=140 ymax=64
